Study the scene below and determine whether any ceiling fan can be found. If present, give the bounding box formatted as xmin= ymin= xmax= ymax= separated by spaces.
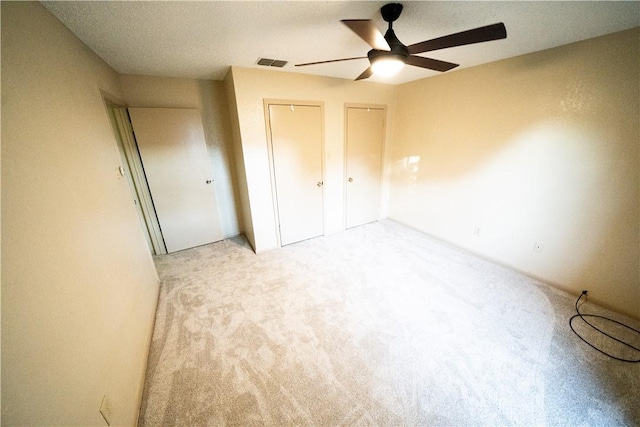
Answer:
xmin=295 ymin=3 xmax=507 ymax=81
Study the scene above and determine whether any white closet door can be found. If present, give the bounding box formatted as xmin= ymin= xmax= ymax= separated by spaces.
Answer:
xmin=345 ymin=107 xmax=385 ymax=229
xmin=128 ymin=108 xmax=223 ymax=253
xmin=268 ymin=104 xmax=324 ymax=246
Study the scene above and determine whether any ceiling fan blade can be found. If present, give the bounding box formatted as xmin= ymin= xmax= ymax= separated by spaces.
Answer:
xmin=295 ymin=56 xmax=367 ymax=67
xmin=408 ymin=23 xmax=507 ymax=55
xmin=355 ymin=66 xmax=373 ymax=81
xmin=406 ymin=55 xmax=459 ymax=72
xmin=342 ymin=19 xmax=390 ymax=51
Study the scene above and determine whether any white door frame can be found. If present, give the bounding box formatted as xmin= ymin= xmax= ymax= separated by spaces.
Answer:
xmin=264 ymin=99 xmax=326 ymax=247
xmin=116 ymin=107 xmax=166 ymax=254
xmin=103 ymin=95 xmax=166 ymax=254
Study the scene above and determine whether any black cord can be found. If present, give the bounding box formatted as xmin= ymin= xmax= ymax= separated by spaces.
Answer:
xmin=569 ymin=291 xmax=640 ymax=363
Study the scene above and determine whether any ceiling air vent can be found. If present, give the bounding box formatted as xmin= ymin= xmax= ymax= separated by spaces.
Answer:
xmin=257 ymin=58 xmax=288 ymax=68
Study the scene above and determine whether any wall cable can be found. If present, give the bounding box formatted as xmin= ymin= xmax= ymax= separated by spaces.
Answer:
xmin=569 ymin=291 xmax=640 ymax=363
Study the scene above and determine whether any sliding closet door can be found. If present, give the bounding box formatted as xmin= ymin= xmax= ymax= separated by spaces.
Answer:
xmin=128 ymin=108 xmax=223 ymax=253
xmin=345 ymin=106 xmax=385 ymax=229
xmin=268 ymin=104 xmax=324 ymax=246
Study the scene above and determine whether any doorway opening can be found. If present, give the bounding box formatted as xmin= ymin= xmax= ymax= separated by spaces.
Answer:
xmin=104 ymin=99 xmax=166 ymax=255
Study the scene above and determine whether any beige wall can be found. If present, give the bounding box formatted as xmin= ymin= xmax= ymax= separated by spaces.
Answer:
xmin=1 ymin=2 xmax=160 ymax=425
xmin=390 ymin=28 xmax=639 ymax=319
xmin=224 ymin=70 xmax=254 ymax=248
xmin=119 ymin=74 xmax=241 ymax=238
xmin=228 ymin=67 xmax=397 ymax=252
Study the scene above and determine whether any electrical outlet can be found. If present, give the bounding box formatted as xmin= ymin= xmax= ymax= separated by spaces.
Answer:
xmin=533 ymin=242 xmax=543 ymax=253
xmin=100 ymin=395 xmax=113 ymax=426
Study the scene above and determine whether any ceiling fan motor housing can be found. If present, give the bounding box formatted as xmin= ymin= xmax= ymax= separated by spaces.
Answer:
xmin=368 ymin=28 xmax=409 ymax=64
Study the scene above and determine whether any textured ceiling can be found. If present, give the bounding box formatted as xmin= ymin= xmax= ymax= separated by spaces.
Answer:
xmin=42 ymin=1 xmax=640 ymax=85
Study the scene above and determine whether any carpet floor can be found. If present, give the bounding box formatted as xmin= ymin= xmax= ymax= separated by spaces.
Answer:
xmin=138 ymin=220 xmax=639 ymax=426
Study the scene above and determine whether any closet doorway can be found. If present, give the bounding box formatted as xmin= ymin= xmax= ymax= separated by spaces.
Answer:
xmin=345 ymin=105 xmax=386 ymax=229
xmin=266 ymin=102 xmax=324 ymax=246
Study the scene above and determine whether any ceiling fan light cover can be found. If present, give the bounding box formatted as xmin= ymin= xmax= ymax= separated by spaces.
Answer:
xmin=371 ymin=56 xmax=405 ymax=77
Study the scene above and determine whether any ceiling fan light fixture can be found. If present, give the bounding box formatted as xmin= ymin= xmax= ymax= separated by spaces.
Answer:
xmin=370 ymin=55 xmax=405 ymax=77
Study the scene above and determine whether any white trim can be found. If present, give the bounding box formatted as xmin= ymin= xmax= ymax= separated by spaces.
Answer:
xmin=115 ymin=107 xmax=167 ymax=254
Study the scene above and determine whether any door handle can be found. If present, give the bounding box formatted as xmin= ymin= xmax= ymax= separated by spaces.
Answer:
xmin=348 ymin=177 xmax=353 ymax=182
xmin=316 ymin=181 xmax=323 ymax=187
xmin=206 ymin=179 xmax=213 ymax=184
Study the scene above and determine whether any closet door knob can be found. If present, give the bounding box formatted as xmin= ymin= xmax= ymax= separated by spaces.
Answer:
xmin=348 ymin=177 xmax=353 ymax=182
xmin=317 ymin=181 xmax=323 ymax=187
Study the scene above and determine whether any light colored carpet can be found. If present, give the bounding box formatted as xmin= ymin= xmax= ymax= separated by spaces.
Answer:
xmin=138 ymin=220 xmax=639 ymax=426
